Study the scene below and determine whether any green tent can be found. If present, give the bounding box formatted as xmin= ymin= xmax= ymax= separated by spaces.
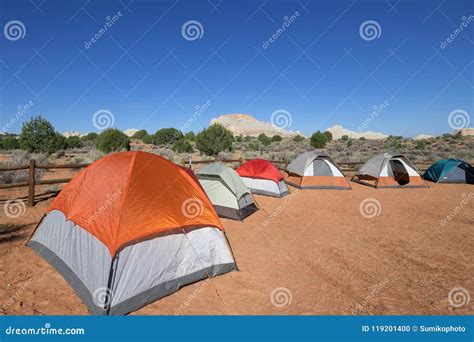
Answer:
xmin=423 ymin=159 xmax=473 ymax=184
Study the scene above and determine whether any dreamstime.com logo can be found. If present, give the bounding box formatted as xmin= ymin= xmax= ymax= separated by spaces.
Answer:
xmin=181 ymin=20 xmax=204 ymax=41
xmin=5 ymin=323 xmax=85 ymax=336
xmin=2 ymin=278 xmax=34 ymax=311
xmin=92 ymin=287 xmax=112 ymax=309
xmin=270 ymin=287 xmax=292 ymax=307
xmin=174 ymin=279 xmax=211 ymax=315
xmin=4 ymin=20 xmax=26 ymax=41
xmin=359 ymin=20 xmax=381 ymax=41
xmin=270 ymin=109 xmax=292 ymax=130
xmin=440 ymin=192 xmax=473 ymax=226
xmin=181 ymin=198 xmax=204 ymax=219
xmin=448 ymin=109 xmax=470 ymax=130
xmin=92 ymin=109 xmax=115 ymax=130
xmin=4 ymin=199 xmax=26 ymax=219
xmin=352 ymin=279 xmax=389 ymax=315
xmin=448 ymin=287 xmax=470 ymax=308
xmin=359 ymin=198 xmax=381 ymax=219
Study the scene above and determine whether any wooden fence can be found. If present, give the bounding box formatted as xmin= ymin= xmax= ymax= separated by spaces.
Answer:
xmin=0 ymin=158 xmax=459 ymax=207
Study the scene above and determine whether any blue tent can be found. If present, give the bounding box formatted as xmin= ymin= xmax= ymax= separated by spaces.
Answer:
xmin=423 ymin=159 xmax=473 ymax=184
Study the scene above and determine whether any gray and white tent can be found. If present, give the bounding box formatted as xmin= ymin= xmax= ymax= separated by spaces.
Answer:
xmin=196 ymin=163 xmax=259 ymax=221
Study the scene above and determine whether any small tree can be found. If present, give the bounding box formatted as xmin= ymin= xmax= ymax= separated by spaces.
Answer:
xmin=184 ymin=131 xmax=195 ymax=141
xmin=323 ymin=131 xmax=333 ymax=142
xmin=132 ymin=129 xmax=148 ymax=140
xmin=195 ymin=123 xmax=234 ymax=156
xmin=19 ymin=116 xmax=61 ymax=154
xmin=341 ymin=135 xmax=349 ymax=141
xmin=271 ymin=135 xmax=282 ymax=142
xmin=142 ymin=134 xmax=155 ymax=144
xmin=293 ymin=135 xmax=304 ymax=142
xmin=172 ymin=138 xmax=193 ymax=153
xmin=310 ymin=131 xmax=327 ymax=148
xmin=2 ymin=137 xmax=20 ymax=150
xmin=81 ymin=132 xmax=98 ymax=142
xmin=55 ymin=133 xmax=67 ymax=151
xmin=66 ymin=136 xmax=83 ymax=149
xmin=259 ymin=135 xmax=271 ymax=146
xmin=235 ymin=134 xmax=243 ymax=142
xmin=346 ymin=139 xmax=353 ymax=148
xmin=244 ymin=135 xmax=252 ymax=142
xmin=96 ymin=128 xmax=131 ymax=153
xmin=154 ymin=128 xmax=183 ymax=145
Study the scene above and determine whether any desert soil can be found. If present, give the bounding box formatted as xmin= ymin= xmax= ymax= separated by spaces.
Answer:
xmin=1 ymin=176 xmax=473 ymax=315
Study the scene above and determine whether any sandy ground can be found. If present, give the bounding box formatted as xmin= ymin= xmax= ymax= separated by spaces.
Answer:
xmin=1 ymin=176 xmax=473 ymax=316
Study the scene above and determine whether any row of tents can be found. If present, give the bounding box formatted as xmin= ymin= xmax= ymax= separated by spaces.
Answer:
xmin=27 ymin=151 xmax=473 ymax=315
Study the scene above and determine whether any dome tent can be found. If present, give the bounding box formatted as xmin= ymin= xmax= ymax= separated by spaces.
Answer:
xmin=285 ymin=151 xmax=351 ymax=190
xmin=423 ymin=159 xmax=473 ymax=184
xmin=196 ymin=163 xmax=259 ymax=221
xmin=236 ymin=159 xmax=289 ymax=197
xmin=352 ymin=153 xmax=428 ymax=188
xmin=27 ymin=151 xmax=236 ymax=315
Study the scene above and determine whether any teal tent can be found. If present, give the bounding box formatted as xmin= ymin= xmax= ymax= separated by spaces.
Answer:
xmin=423 ymin=159 xmax=473 ymax=184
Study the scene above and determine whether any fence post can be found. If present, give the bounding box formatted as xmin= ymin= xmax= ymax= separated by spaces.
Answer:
xmin=188 ymin=154 xmax=192 ymax=170
xmin=239 ymin=156 xmax=244 ymax=165
xmin=28 ymin=159 xmax=36 ymax=207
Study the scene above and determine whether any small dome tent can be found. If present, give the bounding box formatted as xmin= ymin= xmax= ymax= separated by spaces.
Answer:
xmin=423 ymin=159 xmax=473 ymax=184
xmin=236 ymin=159 xmax=289 ymax=197
xmin=196 ymin=163 xmax=259 ymax=221
xmin=285 ymin=151 xmax=351 ymax=189
xmin=28 ymin=151 xmax=236 ymax=315
xmin=352 ymin=153 xmax=428 ymax=188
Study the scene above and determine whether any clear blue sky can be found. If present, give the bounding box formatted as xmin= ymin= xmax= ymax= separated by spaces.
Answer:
xmin=0 ymin=0 xmax=473 ymax=137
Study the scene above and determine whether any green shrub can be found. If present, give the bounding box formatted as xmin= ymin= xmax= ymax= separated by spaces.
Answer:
xmin=293 ymin=135 xmax=304 ymax=142
xmin=235 ymin=134 xmax=243 ymax=142
xmin=384 ymin=136 xmax=402 ymax=150
xmin=96 ymin=128 xmax=131 ymax=153
xmin=154 ymin=128 xmax=183 ymax=145
xmin=19 ymin=116 xmax=62 ymax=154
xmin=172 ymin=138 xmax=193 ymax=153
xmin=132 ymin=129 xmax=148 ymax=140
xmin=244 ymin=135 xmax=252 ymax=142
xmin=195 ymin=123 xmax=234 ymax=156
xmin=81 ymin=132 xmax=98 ymax=142
xmin=54 ymin=133 xmax=67 ymax=151
xmin=271 ymin=135 xmax=282 ymax=142
xmin=2 ymin=137 xmax=20 ymax=150
xmin=415 ymin=140 xmax=426 ymax=150
xmin=310 ymin=131 xmax=327 ymax=148
xmin=249 ymin=142 xmax=260 ymax=151
xmin=184 ymin=131 xmax=195 ymax=141
xmin=346 ymin=139 xmax=353 ymax=148
xmin=341 ymin=135 xmax=349 ymax=141
xmin=142 ymin=134 xmax=155 ymax=144
xmin=258 ymin=133 xmax=271 ymax=146
xmin=66 ymin=136 xmax=83 ymax=149
xmin=323 ymin=131 xmax=333 ymax=142
xmin=359 ymin=136 xmax=366 ymax=141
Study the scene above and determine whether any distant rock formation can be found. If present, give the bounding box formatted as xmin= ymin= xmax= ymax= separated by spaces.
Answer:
xmin=210 ymin=114 xmax=303 ymax=137
xmin=325 ymin=125 xmax=388 ymax=140
xmin=457 ymin=127 xmax=473 ymax=136
xmin=123 ymin=128 xmax=139 ymax=137
xmin=412 ymin=134 xmax=434 ymax=140
xmin=63 ymin=131 xmax=81 ymax=138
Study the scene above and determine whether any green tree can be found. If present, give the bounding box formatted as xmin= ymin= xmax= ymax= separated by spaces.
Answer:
xmin=2 ymin=136 xmax=20 ymax=150
xmin=142 ymin=134 xmax=155 ymax=144
xmin=96 ymin=128 xmax=131 ymax=153
xmin=310 ymin=131 xmax=327 ymax=148
xmin=271 ymin=135 xmax=282 ymax=142
xmin=132 ymin=129 xmax=148 ymax=140
xmin=384 ymin=136 xmax=402 ymax=150
xmin=19 ymin=116 xmax=61 ymax=154
xmin=184 ymin=131 xmax=195 ymax=141
xmin=172 ymin=138 xmax=194 ymax=153
xmin=323 ymin=131 xmax=333 ymax=142
xmin=259 ymin=135 xmax=271 ymax=146
xmin=249 ymin=142 xmax=260 ymax=151
xmin=154 ymin=128 xmax=183 ymax=145
xmin=66 ymin=136 xmax=83 ymax=149
xmin=54 ymin=133 xmax=67 ymax=151
xmin=235 ymin=134 xmax=243 ymax=142
xmin=195 ymin=123 xmax=234 ymax=156
xmin=81 ymin=132 xmax=98 ymax=142
xmin=244 ymin=135 xmax=252 ymax=142
xmin=346 ymin=139 xmax=353 ymax=148
xmin=341 ymin=135 xmax=349 ymax=141
xmin=293 ymin=135 xmax=304 ymax=142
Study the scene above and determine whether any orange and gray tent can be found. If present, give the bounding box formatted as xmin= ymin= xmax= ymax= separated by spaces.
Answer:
xmin=352 ymin=153 xmax=428 ymax=188
xmin=196 ymin=163 xmax=259 ymax=221
xmin=27 ymin=151 xmax=236 ymax=315
xmin=284 ymin=151 xmax=351 ymax=189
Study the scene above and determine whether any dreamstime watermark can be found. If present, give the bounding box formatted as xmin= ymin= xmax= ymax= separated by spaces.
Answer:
xmin=178 ymin=100 xmax=212 ymax=134
xmin=92 ymin=109 xmax=115 ymax=130
xmin=359 ymin=198 xmax=381 ymax=219
xmin=270 ymin=287 xmax=292 ymax=307
xmin=262 ymin=189 xmax=300 ymax=227
xmin=440 ymin=15 xmax=474 ymax=49
xmin=440 ymin=192 xmax=473 ymax=226
xmin=357 ymin=100 xmax=389 ymax=132
xmin=270 ymin=109 xmax=292 ymax=130
xmin=4 ymin=20 xmax=26 ymax=41
xmin=92 ymin=287 xmax=112 ymax=309
xmin=84 ymin=11 xmax=123 ymax=49
xmin=84 ymin=189 xmax=122 ymax=227
xmin=174 ymin=279 xmax=210 ymax=315
xmin=3 ymin=199 xmax=26 ymax=219
xmin=181 ymin=198 xmax=204 ymax=219
xmin=2 ymin=278 xmax=33 ymax=311
xmin=5 ymin=323 xmax=85 ymax=336
xmin=359 ymin=20 xmax=381 ymax=41
xmin=181 ymin=20 xmax=204 ymax=41
xmin=448 ymin=287 xmax=470 ymax=308
xmin=352 ymin=279 xmax=389 ymax=315
xmin=1 ymin=100 xmax=34 ymax=134
xmin=262 ymin=11 xmax=300 ymax=49
xmin=448 ymin=109 xmax=470 ymax=130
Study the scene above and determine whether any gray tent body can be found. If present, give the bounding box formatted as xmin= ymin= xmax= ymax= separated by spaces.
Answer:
xmin=27 ymin=210 xmax=236 ymax=315
xmin=196 ymin=163 xmax=259 ymax=221
xmin=353 ymin=152 xmax=428 ymax=188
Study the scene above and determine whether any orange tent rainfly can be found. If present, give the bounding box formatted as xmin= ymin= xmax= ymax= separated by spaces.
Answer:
xmin=28 ymin=151 xmax=236 ymax=315
xmin=236 ymin=159 xmax=289 ymax=197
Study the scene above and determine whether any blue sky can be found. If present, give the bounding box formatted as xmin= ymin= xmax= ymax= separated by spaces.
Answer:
xmin=0 ymin=0 xmax=473 ymax=137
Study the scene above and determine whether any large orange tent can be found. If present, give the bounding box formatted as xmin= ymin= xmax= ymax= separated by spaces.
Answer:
xmin=28 ymin=151 xmax=236 ymax=315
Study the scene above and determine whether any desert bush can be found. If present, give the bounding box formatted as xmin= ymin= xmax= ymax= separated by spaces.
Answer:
xmin=258 ymin=133 xmax=272 ymax=146
xmin=359 ymin=136 xmax=366 ymax=141
xmin=415 ymin=140 xmax=426 ymax=150
xmin=310 ymin=131 xmax=327 ymax=148
xmin=132 ymin=129 xmax=148 ymax=140
xmin=340 ymin=135 xmax=349 ymax=141
xmin=172 ymin=138 xmax=193 ymax=153
xmin=346 ymin=139 xmax=353 ymax=148
xmin=196 ymin=123 xmax=234 ymax=156
xmin=235 ymin=134 xmax=243 ymax=142
xmin=84 ymin=149 xmax=104 ymax=163
xmin=66 ymin=136 xmax=83 ymax=149
xmin=384 ymin=136 xmax=402 ymax=151
xmin=244 ymin=135 xmax=252 ymax=142
xmin=184 ymin=131 xmax=195 ymax=141
xmin=249 ymin=142 xmax=260 ymax=151
xmin=271 ymin=135 xmax=282 ymax=142
xmin=324 ymin=131 xmax=333 ymax=142
xmin=0 ymin=150 xmax=48 ymax=184
xmin=154 ymin=128 xmax=183 ymax=145
xmin=81 ymin=132 xmax=98 ymax=142
xmin=96 ymin=128 xmax=131 ymax=153
xmin=293 ymin=135 xmax=304 ymax=142
xmin=19 ymin=116 xmax=63 ymax=154
xmin=142 ymin=134 xmax=155 ymax=144
xmin=1 ymin=136 xmax=20 ymax=150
